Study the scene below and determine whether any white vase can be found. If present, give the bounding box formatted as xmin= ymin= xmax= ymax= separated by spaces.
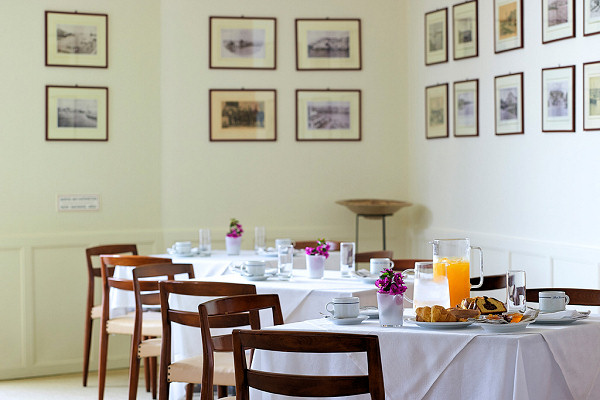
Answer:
xmin=225 ymin=236 xmax=242 ymax=255
xmin=306 ymin=254 xmax=325 ymax=279
xmin=377 ymin=292 xmax=404 ymax=327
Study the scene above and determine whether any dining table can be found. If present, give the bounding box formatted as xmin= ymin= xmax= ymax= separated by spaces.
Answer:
xmin=249 ymin=311 xmax=600 ymax=400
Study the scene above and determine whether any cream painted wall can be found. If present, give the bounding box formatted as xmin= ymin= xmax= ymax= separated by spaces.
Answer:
xmin=405 ymin=1 xmax=600 ymax=288
xmin=159 ymin=0 xmax=412 ymax=254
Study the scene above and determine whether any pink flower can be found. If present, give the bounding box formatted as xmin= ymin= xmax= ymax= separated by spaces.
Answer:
xmin=305 ymin=239 xmax=330 ymax=258
xmin=375 ymin=268 xmax=407 ymax=295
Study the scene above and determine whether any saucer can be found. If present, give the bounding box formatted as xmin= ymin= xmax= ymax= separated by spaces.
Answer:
xmin=243 ymin=274 xmax=269 ymax=281
xmin=325 ymin=315 xmax=368 ymax=325
xmin=359 ymin=307 xmax=379 ymax=319
xmin=167 ymin=249 xmax=196 ymax=257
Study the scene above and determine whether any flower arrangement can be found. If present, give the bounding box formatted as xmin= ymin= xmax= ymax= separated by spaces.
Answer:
xmin=226 ymin=218 xmax=243 ymax=238
xmin=305 ymin=238 xmax=330 ymax=259
xmin=375 ymin=268 xmax=407 ymax=295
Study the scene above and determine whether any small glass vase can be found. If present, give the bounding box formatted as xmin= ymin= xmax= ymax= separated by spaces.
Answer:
xmin=225 ymin=236 xmax=242 ymax=255
xmin=306 ymin=254 xmax=325 ymax=279
xmin=377 ymin=292 xmax=404 ymax=327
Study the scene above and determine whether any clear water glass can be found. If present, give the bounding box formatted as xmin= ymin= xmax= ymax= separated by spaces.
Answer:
xmin=254 ymin=226 xmax=266 ymax=253
xmin=340 ymin=242 xmax=356 ymax=277
xmin=507 ymin=270 xmax=526 ymax=312
xmin=277 ymin=244 xmax=294 ymax=280
xmin=198 ymin=228 xmax=211 ymax=256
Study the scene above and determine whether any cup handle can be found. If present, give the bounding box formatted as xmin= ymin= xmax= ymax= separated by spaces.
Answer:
xmin=565 ymin=294 xmax=570 ymax=306
xmin=326 ymin=302 xmax=335 ymax=315
xmin=470 ymin=246 xmax=484 ymax=289
xmin=389 ymin=261 xmax=395 ymax=269
xmin=401 ymin=269 xmax=414 ymax=304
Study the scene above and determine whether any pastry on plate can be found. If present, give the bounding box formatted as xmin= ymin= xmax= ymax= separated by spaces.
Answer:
xmin=459 ymin=296 xmax=506 ymax=314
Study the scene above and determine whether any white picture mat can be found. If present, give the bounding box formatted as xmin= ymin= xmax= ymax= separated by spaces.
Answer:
xmin=426 ymin=9 xmax=447 ymax=64
xmin=454 ymin=80 xmax=478 ymax=136
xmin=584 ymin=0 xmax=600 ymax=35
xmin=47 ymin=86 xmax=108 ymax=140
xmin=210 ymin=18 xmax=275 ymax=68
xmin=453 ymin=1 xmax=478 ymax=59
xmin=296 ymin=20 xmax=360 ymax=69
xmin=495 ymin=73 xmax=523 ymax=134
xmin=296 ymin=91 xmax=360 ymax=140
xmin=542 ymin=0 xmax=575 ymax=42
xmin=542 ymin=67 xmax=574 ymax=131
xmin=426 ymin=84 xmax=448 ymax=138
xmin=584 ymin=62 xmax=600 ymax=130
xmin=495 ymin=0 xmax=522 ymax=52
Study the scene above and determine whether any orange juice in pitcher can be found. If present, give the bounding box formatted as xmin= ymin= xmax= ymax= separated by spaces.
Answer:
xmin=432 ymin=239 xmax=484 ymax=307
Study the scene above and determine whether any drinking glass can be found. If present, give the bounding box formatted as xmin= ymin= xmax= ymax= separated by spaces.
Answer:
xmin=340 ymin=242 xmax=355 ymax=277
xmin=404 ymin=262 xmax=450 ymax=309
xmin=507 ymin=270 xmax=526 ymax=312
xmin=277 ymin=244 xmax=294 ymax=280
xmin=198 ymin=228 xmax=211 ymax=256
xmin=254 ymin=226 xmax=266 ymax=253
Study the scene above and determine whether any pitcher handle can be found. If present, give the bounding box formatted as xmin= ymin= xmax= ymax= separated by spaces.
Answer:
xmin=470 ymin=246 xmax=484 ymax=289
xmin=401 ymin=269 xmax=414 ymax=304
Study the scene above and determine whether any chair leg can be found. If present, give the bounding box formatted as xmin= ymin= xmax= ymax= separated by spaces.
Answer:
xmin=128 ymin=344 xmax=141 ymax=400
xmin=98 ymin=327 xmax=109 ymax=400
xmin=144 ymin=356 xmax=150 ymax=392
xmin=83 ymin=316 xmax=93 ymax=386
xmin=185 ymin=383 xmax=194 ymax=400
xmin=217 ymin=386 xmax=228 ymax=398
xmin=150 ymin=356 xmax=158 ymax=399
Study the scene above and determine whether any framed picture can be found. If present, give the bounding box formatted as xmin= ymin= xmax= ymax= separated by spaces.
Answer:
xmin=296 ymin=90 xmax=361 ymax=141
xmin=295 ymin=19 xmax=361 ymax=70
xmin=542 ymin=66 xmax=575 ymax=132
xmin=453 ymin=1 xmax=478 ymax=60
xmin=454 ymin=79 xmax=479 ymax=137
xmin=495 ymin=72 xmax=524 ymax=135
xmin=494 ymin=0 xmax=524 ymax=53
xmin=425 ymin=83 xmax=449 ymax=139
xmin=584 ymin=0 xmax=600 ymax=36
xmin=46 ymin=85 xmax=108 ymax=141
xmin=425 ymin=8 xmax=448 ymax=65
xmin=542 ymin=0 xmax=575 ymax=43
xmin=209 ymin=89 xmax=276 ymax=141
xmin=583 ymin=61 xmax=600 ymax=130
xmin=209 ymin=16 xmax=276 ymax=70
xmin=45 ymin=11 xmax=108 ymax=68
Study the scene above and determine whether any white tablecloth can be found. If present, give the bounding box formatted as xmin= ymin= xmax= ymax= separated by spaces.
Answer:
xmin=251 ymin=314 xmax=600 ymax=400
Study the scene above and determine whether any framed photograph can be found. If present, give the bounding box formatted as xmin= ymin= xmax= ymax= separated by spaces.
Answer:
xmin=494 ymin=0 xmax=523 ymax=53
xmin=453 ymin=1 xmax=479 ymax=60
xmin=425 ymin=8 xmax=448 ymax=65
xmin=425 ymin=83 xmax=449 ymax=139
xmin=209 ymin=89 xmax=276 ymax=141
xmin=583 ymin=61 xmax=600 ymax=130
xmin=209 ymin=16 xmax=276 ymax=70
xmin=295 ymin=19 xmax=361 ymax=70
xmin=542 ymin=0 xmax=575 ymax=43
xmin=584 ymin=0 xmax=600 ymax=36
xmin=296 ymin=90 xmax=361 ymax=141
xmin=495 ymin=72 xmax=524 ymax=135
xmin=45 ymin=11 xmax=108 ymax=68
xmin=46 ymin=85 xmax=108 ymax=141
xmin=454 ymin=79 xmax=479 ymax=137
xmin=542 ymin=66 xmax=575 ymax=132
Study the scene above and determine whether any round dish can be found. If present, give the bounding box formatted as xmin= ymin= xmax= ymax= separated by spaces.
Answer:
xmin=243 ymin=275 xmax=269 ymax=281
xmin=405 ymin=317 xmax=475 ymax=329
xmin=477 ymin=320 xmax=532 ymax=333
xmin=359 ymin=307 xmax=379 ymax=319
xmin=532 ymin=318 xmax=580 ymax=325
xmin=325 ymin=315 xmax=368 ymax=325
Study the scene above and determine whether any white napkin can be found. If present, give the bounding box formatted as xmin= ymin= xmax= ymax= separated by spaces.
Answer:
xmin=536 ymin=309 xmax=578 ymax=320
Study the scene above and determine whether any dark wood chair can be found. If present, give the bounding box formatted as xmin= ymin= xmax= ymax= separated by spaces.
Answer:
xmin=232 ymin=330 xmax=385 ymax=400
xmin=391 ymin=259 xmax=432 ymax=271
xmin=129 ymin=263 xmax=195 ymax=400
xmin=97 ymin=255 xmax=172 ymax=400
xmin=470 ymin=274 xmax=507 ymax=291
xmin=355 ymin=250 xmax=394 ymax=263
xmin=294 ymin=240 xmax=341 ymax=251
xmin=198 ymin=294 xmax=284 ymax=400
xmin=158 ymin=281 xmax=257 ymax=400
xmin=526 ymin=288 xmax=600 ymax=306
xmin=83 ymin=244 xmax=138 ymax=387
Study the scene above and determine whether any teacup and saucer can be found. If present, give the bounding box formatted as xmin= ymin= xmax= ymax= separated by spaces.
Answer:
xmin=325 ymin=297 xmax=367 ymax=325
xmin=168 ymin=241 xmax=194 ymax=256
xmin=242 ymin=260 xmax=269 ymax=281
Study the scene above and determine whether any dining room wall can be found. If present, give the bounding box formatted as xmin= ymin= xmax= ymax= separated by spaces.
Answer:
xmin=159 ymin=0 xmax=412 ymax=255
xmin=404 ymin=1 xmax=600 ymax=290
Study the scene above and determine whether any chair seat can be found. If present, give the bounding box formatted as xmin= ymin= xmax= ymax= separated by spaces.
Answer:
xmin=106 ymin=311 xmax=162 ymax=337
xmin=91 ymin=305 xmax=102 ymax=319
xmin=168 ymin=352 xmax=244 ymax=386
xmin=220 ymin=397 xmax=236 ymax=400
xmin=138 ymin=338 xmax=161 ymax=358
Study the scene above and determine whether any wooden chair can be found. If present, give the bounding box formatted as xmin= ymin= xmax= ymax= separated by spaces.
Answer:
xmin=391 ymin=259 xmax=432 ymax=271
xmin=129 ymin=263 xmax=195 ymax=400
xmin=526 ymin=288 xmax=600 ymax=306
xmin=198 ymin=294 xmax=284 ymax=400
xmin=83 ymin=244 xmax=138 ymax=387
xmin=232 ymin=330 xmax=385 ymax=400
xmin=158 ymin=281 xmax=258 ymax=400
xmin=470 ymin=274 xmax=507 ymax=291
xmin=97 ymin=255 xmax=172 ymax=400
xmin=355 ymin=250 xmax=394 ymax=263
xmin=294 ymin=240 xmax=341 ymax=251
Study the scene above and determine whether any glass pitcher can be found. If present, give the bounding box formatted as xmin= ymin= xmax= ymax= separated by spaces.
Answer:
xmin=402 ymin=262 xmax=450 ymax=309
xmin=431 ymin=238 xmax=484 ymax=307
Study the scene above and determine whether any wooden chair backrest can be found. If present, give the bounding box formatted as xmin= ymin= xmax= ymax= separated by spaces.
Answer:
xmin=232 ymin=329 xmax=385 ymax=400
xmin=526 ymin=288 xmax=600 ymax=306
xmin=391 ymin=259 xmax=432 ymax=271
xmin=294 ymin=240 xmax=341 ymax=250
xmin=355 ymin=250 xmax=394 ymax=263
xmin=470 ymin=274 xmax=507 ymax=291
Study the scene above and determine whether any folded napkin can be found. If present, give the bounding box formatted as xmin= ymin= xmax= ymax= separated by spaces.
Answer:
xmin=536 ymin=309 xmax=579 ymax=321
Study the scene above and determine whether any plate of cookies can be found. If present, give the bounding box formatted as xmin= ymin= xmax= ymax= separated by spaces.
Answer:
xmin=406 ymin=305 xmax=481 ymax=329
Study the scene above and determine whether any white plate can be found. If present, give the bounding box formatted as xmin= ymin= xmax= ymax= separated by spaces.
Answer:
xmin=476 ymin=320 xmax=532 ymax=333
xmin=325 ymin=315 xmax=368 ymax=325
xmin=405 ymin=317 xmax=475 ymax=329
xmin=359 ymin=307 xmax=379 ymax=319
xmin=532 ymin=318 xmax=580 ymax=325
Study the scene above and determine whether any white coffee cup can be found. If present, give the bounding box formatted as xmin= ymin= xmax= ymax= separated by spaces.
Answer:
xmin=275 ymin=238 xmax=295 ymax=249
xmin=326 ymin=297 xmax=360 ymax=319
xmin=370 ymin=258 xmax=395 ymax=275
xmin=243 ymin=260 xmax=266 ymax=276
xmin=539 ymin=291 xmax=570 ymax=313
xmin=173 ymin=241 xmax=192 ymax=255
